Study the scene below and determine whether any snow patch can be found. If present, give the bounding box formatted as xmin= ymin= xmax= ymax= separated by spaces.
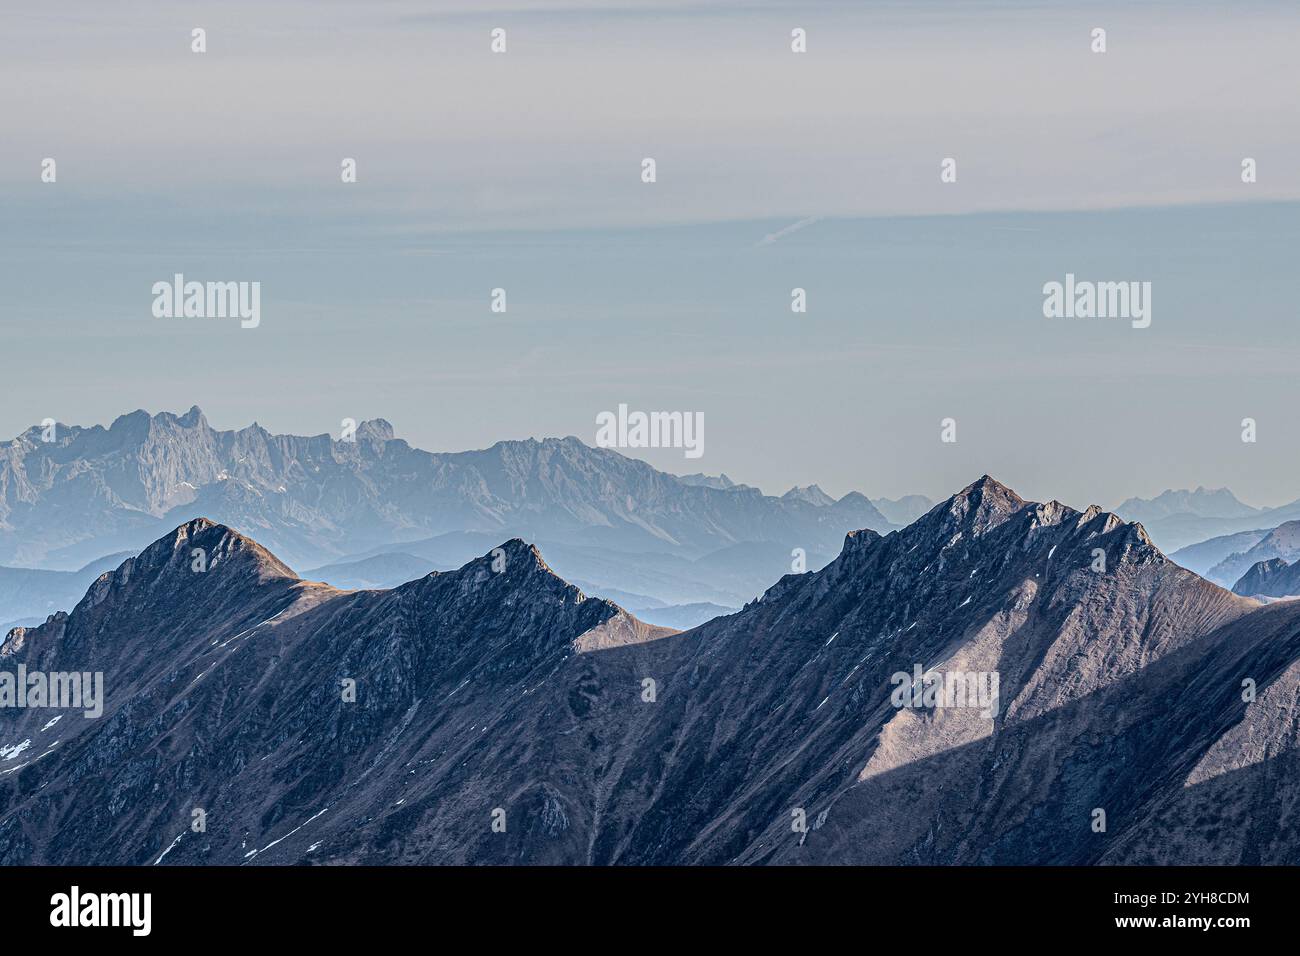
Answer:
xmin=0 ymin=739 xmax=31 ymax=761
xmin=244 ymin=807 xmax=330 ymax=862
xmin=155 ymin=832 xmax=184 ymax=865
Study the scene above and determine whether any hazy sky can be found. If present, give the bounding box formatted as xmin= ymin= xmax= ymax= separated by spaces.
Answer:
xmin=2 ymin=1 xmax=1299 ymax=509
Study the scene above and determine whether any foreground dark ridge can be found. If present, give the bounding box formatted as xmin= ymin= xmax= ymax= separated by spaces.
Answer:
xmin=3 ymin=477 xmax=1300 ymax=865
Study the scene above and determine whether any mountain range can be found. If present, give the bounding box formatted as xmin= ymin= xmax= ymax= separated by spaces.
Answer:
xmin=0 ymin=408 xmax=905 ymax=626
xmin=1203 ymin=521 xmax=1300 ymax=589
xmin=4 ymin=476 xmax=1300 ymax=865
xmin=1116 ymin=486 xmax=1300 ymax=555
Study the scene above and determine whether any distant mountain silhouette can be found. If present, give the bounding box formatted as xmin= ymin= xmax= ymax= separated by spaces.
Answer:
xmin=0 ymin=552 xmax=135 ymax=633
xmin=1116 ymin=486 xmax=1260 ymax=522
xmin=0 ymin=408 xmax=896 ymax=614
xmin=870 ymin=494 xmax=935 ymax=526
xmin=677 ymin=472 xmax=750 ymax=492
xmin=1170 ymin=528 xmax=1271 ymax=578
xmin=782 ymin=484 xmax=837 ymax=507
xmin=1208 ymin=521 xmax=1300 ymax=587
xmin=1119 ymin=487 xmax=1300 ymax=556
xmin=1114 ymin=487 xmax=1263 ymax=553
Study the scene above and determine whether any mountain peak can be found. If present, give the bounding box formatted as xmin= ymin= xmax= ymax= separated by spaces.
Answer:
xmin=677 ymin=472 xmax=741 ymax=491
xmin=397 ymin=538 xmax=564 ymax=595
xmin=103 ymin=407 xmax=212 ymax=445
xmin=179 ymin=405 xmax=207 ymax=427
xmin=108 ymin=408 xmax=152 ymax=435
xmin=80 ymin=518 xmax=298 ymax=610
xmin=355 ymin=418 xmax=395 ymax=442
xmin=963 ymin=473 xmax=1017 ymax=496
xmin=944 ymin=475 xmax=1026 ymax=534
xmin=493 ymin=536 xmax=549 ymax=569
xmin=782 ymin=484 xmax=836 ymax=507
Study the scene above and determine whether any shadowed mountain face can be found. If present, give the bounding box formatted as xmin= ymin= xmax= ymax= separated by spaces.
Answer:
xmin=0 ymin=520 xmax=673 ymax=865
xmin=0 ymin=408 xmax=893 ymax=612
xmin=3 ymin=478 xmax=1299 ymax=866
xmin=1233 ymin=555 xmax=1300 ymax=599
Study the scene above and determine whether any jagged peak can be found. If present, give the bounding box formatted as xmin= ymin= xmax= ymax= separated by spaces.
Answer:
xmin=676 ymin=471 xmax=746 ymax=492
xmin=98 ymin=407 xmax=213 ymax=444
xmin=782 ymin=484 xmax=836 ymax=507
xmin=90 ymin=518 xmax=298 ymax=596
xmin=390 ymin=537 xmax=673 ymax=651
xmin=178 ymin=405 xmax=207 ymax=427
xmin=1079 ymin=507 xmax=1158 ymax=550
xmin=955 ymin=474 xmax=1023 ymax=504
xmin=150 ymin=406 xmax=207 ymax=428
xmin=1031 ymin=499 xmax=1072 ymax=527
xmin=843 ymin=527 xmax=882 ymax=551
xmin=397 ymin=538 xmax=565 ymax=596
xmin=1231 ymin=556 xmax=1296 ymax=597
xmin=354 ymin=418 xmax=395 ymax=442
xmin=491 ymin=537 xmax=551 ymax=571
xmin=852 ymin=476 xmax=1168 ymax=580
xmin=486 ymin=435 xmax=585 ymax=451
xmin=106 ymin=408 xmax=151 ymax=434
xmin=942 ymin=475 xmax=1027 ymax=536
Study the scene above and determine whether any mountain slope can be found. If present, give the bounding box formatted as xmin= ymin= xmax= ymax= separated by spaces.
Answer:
xmin=6 ymin=478 xmax=1300 ymax=866
xmin=0 ymin=520 xmax=673 ymax=865
xmin=600 ymin=476 xmax=1266 ymax=864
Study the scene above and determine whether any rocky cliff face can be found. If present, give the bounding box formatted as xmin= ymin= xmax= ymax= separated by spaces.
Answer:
xmin=3 ymin=477 xmax=1299 ymax=866
xmin=0 ymin=521 xmax=672 ymax=865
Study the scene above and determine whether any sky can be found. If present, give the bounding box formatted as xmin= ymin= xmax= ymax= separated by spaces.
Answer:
xmin=2 ymin=0 xmax=1299 ymax=509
